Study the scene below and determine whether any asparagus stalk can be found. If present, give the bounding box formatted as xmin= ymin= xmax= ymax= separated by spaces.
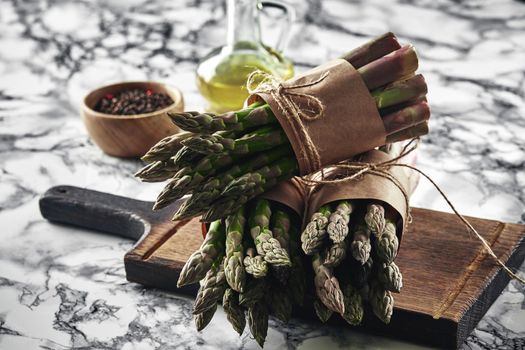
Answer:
xmin=182 ymin=125 xmax=288 ymax=155
xmin=375 ymin=220 xmax=399 ymax=264
xmin=365 ymin=203 xmax=386 ymax=237
xmin=312 ymin=253 xmax=345 ymax=314
xmin=153 ymin=151 xmax=241 ymax=210
xmin=314 ymin=298 xmax=333 ymax=323
xmin=288 ymin=225 xmax=306 ymax=306
xmin=194 ymin=303 xmax=217 ymax=331
xmin=323 ymin=241 xmax=347 ymax=267
xmin=173 ymin=145 xmax=293 ymax=220
xmin=357 ymin=45 xmax=419 ymax=90
xmin=202 ymin=158 xmax=299 ymax=221
xmin=350 ymin=223 xmax=372 ymax=265
xmin=371 ymin=74 xmax=427 ymax=109
xmin=269 ymin=286 xmax=293 ymax=323
xmin=239 ymin=278 xmax=266 ymax=307
xmin=169 ymin=101 xmax=272 ymax=134
xmin=327 ymin=200 xmax=353 ymax=243
xmin=341 ymin=283 xmax=364 ymax=326
xmin=193 ymin=257 xmax=227 ymax=315
xmin=377 ymin=261 xmax=403 ymax=293
xmin=224 ymin=207 xmax=247 ymax=292
xmin=177 ymin=220 xmax=225 ymax=287
xmin=141 ymin=131 xmax=194 ymax=163
xmin=135 ymin=159 xmax=180 ymax=182
xmin=301 ymin=205 xmax=331 ymax=255
xmin=270 ymin=209 xmax=292 ymax=284
xmin=248 ymin=303 xmax=269 ymax=348
xmin=346 ymin=256 xmax=373 ymax=290
xmin=341 ymin=32 xmax=401 ymax=70
xmin=247 ymin=199 xmax=291 ymax=266
xmin=173 ymin=145 xmax=203 ymax=168
xmin=243 ymin=248 xmax=268 ymax=278
xmin=223 ymin=288 xmax=246 ymax=335
xmin=369 ymin=280 xmax=395 ymax=324
xmin=382 ymin=101 xmax=430 ymax=135
xmin=386 ymin=121 xmax=429 ymax=143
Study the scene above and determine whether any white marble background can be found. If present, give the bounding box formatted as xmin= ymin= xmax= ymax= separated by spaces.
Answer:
xmin=0 ymin=0 xmax=524 ymax=349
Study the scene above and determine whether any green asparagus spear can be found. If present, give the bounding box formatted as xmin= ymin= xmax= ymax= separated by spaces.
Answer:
xmin=369 ymin=280 xmax=394 ymax=324
xmin=269 ymin=286 xmax=293 ymax=323
xmin=314 ymin=298 xmax=333 ymax=323
xmin=173 ymin=145 xmax=203 ymax=169
xmin=224 ymin=207 xmax=246 ymax=292
xmin=243 ymin=248 xmax=268 ymax=278
xmin=365 ymin=203 xmax=386 ymax=238
xmin=239 ymin=278 xmax=266 ymax=308
xmin=270 ymin=208 xmax=292 ymax=284
xmin=375 ymin=220 xmax=399 ymax=264
xmin=327 ymin=201 xmax=353 ymax=243
xmin=288 ymin=225 xmax=306 ymax=306
xmin=248 ymin=302 xmax=269 ymax=348
xmin=223 ymin=288 xmax=246 ymax=335
xmin=312 ymin=253 xmax=345 ymax=314
xmin=182 ymin=125 xmax=288 ymax=155
xmin=247 ymin=199 xmax=291 ymax=267
xmin=357 ymin=44 xmax=419 ymax=90
xmin=135 ymin=158 xmax=180 ymax=182
xmin=350 ymin=224 xmax=372 ymax=265
xmin=177 ymin=220 xmax=225 ymax=287
xmin=341 ymin=32 xmax=401 ymax=70
xmin=153 ymin=151 xmax=242 ymax=210
xmin=141 ymin=131 xmax=194 ymax=163
xmin=169 ymin=102 xmax=276 ymax=134
xmin=194 ymin=303 xmax=217 ymax=331
xmin=341 ymin=283 xmax=364 ymax=326
xmin=386 ymin=121 xmax=428 ymax=143
xmin=193 ymin=257 xmax=227 ymax=314
xmin=371 ymin=74 xmax=427 ymax=110
xmin=203 ymin=158 xmax=299 ymax=222
xmin=377 ymin=261 xmax=403 ymax=293
xmin=347 ymin=256 xmax=373 ymax=290
xmin=323 ymin=241 xmax=347 ymax=267
xmin=301 ymin=205 xmax=331 ymax=255
xmin=173 ymin=145 xmax=293 ymax=220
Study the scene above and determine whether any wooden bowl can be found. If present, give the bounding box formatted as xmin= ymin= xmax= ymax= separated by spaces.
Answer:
xmin=82 ymin=81 xmax=184 ymax=158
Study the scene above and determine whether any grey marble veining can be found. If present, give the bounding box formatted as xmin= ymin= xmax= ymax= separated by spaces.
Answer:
xmin=0 ymin=0 xmax=524 ymax=349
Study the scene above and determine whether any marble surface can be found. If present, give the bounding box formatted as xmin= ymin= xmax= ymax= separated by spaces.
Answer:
xmin=0 ymin=0 xmax=524 ymax=349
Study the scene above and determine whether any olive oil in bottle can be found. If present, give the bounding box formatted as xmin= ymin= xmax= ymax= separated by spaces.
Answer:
xmin=196 ymin=0 xmax=294 ymax=113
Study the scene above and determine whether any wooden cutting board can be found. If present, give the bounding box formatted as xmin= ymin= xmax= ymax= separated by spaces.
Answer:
xmin=39 ymin=185 xmax=525 ymax=349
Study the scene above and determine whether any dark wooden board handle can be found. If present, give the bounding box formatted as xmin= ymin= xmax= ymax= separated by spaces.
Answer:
xmin=39 ymin=185 xmax=166 ymax=241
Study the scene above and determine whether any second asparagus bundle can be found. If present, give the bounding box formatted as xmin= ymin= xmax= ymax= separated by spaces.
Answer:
xmin=176 ymin=180 xmax=306 ymax=348
xmin=302 ymin=142 xmax=418 ymax=325
xmin=136 ymin=32 xmax=431 ymax=222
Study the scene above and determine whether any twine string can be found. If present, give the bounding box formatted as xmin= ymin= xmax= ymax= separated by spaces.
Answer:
xmin=247 ymin=70 xmax=329 ymax=172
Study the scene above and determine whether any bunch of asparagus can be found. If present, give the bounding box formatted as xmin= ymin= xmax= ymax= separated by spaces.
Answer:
xmin=301 ymin=149 xmax=404 ymax=325
xmin=177 ymin=198 xmax=305 ymax=347
xmin=136 ymin=32 xmax=430 ymax=222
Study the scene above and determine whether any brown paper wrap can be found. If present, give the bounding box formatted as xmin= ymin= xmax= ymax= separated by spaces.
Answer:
xmin=306 ymin=150 xmax=417 ymax=243
xmin=248 ymin=59 xmax=386 ymax=175
xmin=260 ymin=177 xmax=307 ymax=217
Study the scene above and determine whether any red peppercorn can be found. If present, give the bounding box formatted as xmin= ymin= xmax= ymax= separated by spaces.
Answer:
xmin=145 ymin=89 xmax=153 ymax=96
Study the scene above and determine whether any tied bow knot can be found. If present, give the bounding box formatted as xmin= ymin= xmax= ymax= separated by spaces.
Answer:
xmin=246 ymin=70 xmax=330 ymax=172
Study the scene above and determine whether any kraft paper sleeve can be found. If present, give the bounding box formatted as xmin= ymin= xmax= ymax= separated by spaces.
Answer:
xmin=260 ymin=177 xmax=307 ymax=216
xmin=248 ymin=59 xmax=386 ymax=175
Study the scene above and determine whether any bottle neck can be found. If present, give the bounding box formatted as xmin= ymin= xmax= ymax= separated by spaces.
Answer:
xmin=227 ymin=0 xmax=260 ymax=46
